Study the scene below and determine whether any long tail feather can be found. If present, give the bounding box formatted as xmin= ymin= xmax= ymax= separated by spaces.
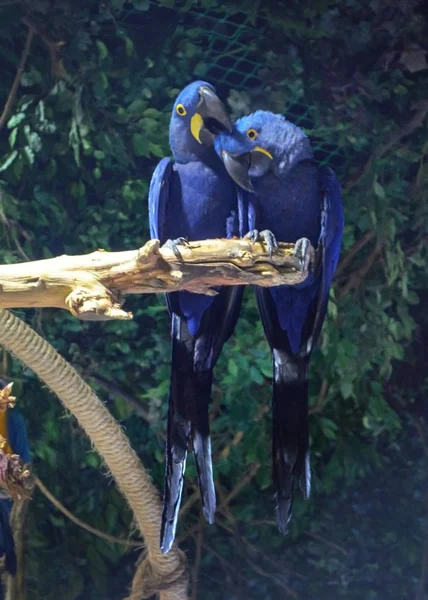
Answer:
xmin=161 ymin=287 xmax=244 ymax=553
xmin=191 ymin=371 xmax=216 ymax=525
xmin=160 ymin=319 xmax=216 ymax=554
xmin=272 ymin=349 xmax=311 ymax=533
xmin=160 ymin=386 xmax=190 ymax=554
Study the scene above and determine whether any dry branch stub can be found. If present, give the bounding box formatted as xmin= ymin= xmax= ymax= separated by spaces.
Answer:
xmin=0 ymin=238 xmax=312 ymax=321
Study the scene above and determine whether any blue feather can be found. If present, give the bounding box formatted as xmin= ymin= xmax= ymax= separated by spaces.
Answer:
xmin=7 ymin=408 xmax=30 ymax=463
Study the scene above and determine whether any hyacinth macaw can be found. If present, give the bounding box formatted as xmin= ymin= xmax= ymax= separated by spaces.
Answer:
xmin=214 ymin=111 xmax=344 ymax=532
xmin=148 ymin=81 xmax=244 ymax=553
xmin=0 ymin=380 xmax=30 ymax=576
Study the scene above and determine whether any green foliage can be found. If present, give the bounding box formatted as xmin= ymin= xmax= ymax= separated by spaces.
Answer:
xmin=0 ymin=0 xmax=427 ymax=598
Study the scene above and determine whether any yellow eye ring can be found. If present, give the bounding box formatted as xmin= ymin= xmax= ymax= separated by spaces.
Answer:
xmin=176 ymin=103 xmax=187 ymax=117
xmin=246 ymin=128 xmax=258 ymax=140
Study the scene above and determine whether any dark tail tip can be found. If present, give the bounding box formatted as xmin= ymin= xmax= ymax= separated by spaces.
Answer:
xmin=300 ymin=452 xmax=311 ymax=500
xmin=193 ymin=430 xmax=216 ymax=525
xmin=202 ymin=505 xmax=215 ymax=525
xmin=275 ymin=493 xmax=292 ymax=535
xmin=160 ymin=519 xmax=175 ymax=555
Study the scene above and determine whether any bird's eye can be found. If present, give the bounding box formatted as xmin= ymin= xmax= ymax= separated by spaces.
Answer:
xmin=176 ymin=104 xmax=187 ymax=117
xmin=246 ymin=128 xmax=258 ymax=140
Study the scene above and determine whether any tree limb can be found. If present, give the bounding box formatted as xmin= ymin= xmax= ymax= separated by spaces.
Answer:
xmin=34 ymin=475 xmax=142 ymax=548
xmin=0 ymin=238 xmax=311 ymax=320
xmin=0 ymin=24 xmax=35 ymax=131
xmin=345 ymin=100 xmax=428 ymax=193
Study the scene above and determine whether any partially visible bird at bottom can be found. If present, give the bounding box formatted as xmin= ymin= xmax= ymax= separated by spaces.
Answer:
xmin=0 ymin=378 xmax=31 ymax=581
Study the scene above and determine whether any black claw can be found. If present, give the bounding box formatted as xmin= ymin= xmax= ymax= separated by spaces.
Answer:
xmin=244 ymin=229 xmax=260 ymax=244
xmin=259 ymin=230 xmax=279 ymax=256
xmin=293 ymin=237 xmax=312 ymax=271
xmin=245 ymin=229 xmax=279 ymax=256
xmin=165 ymin=237 xmax=190 ymax=262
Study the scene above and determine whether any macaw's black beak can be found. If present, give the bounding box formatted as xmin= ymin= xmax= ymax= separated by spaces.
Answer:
xmin=221 ymin=151 xmax=254 ymax=193
xmin=196 ymin=86 xmax=232 ymax=146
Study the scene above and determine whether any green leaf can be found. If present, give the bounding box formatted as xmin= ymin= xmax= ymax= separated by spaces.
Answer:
xmin=0 ymin=150 xmax=18 ymax=172
xmin=249 ymin=366 xmax=264 ymax=385
xmin=228 ymin=359 xmax=238 ymax=378
xmin=373 ymin=179 xmax=385 ymax=199
xmin=133 ymin=0 xmax=150 ymax=9
xmin=7 ymin=112 xmax=25 ymax=129
xmin=340 ymin=381 xmax=353 ymax=399
xmin=85 ymin=453 xmax=101 ymax=469
xmin=96 ymin=39 xmax=109 ymax=60
xmin=86 ymin=545 xmax=109 ymax=574
xmin=125 ymin=37 xmax=135 ymax=57
xmin=9 ymin=127 xmax=18 ymax=148
xmin=149 ymin=142 xmax=164 ymax=157
xmin=132 ymin=133 xmax=150 ymax=157
xmin=320 ymin=417 xmax=339 ymax=441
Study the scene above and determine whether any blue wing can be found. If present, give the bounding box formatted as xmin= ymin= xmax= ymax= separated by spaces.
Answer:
xmin=308 ymin=166 xmax=344 ymax=351
xmin=256 ymin=166 xmax=344 ymax=355
xmin=148 ymin=156 xmax=213 ymax=333
xmin=148 ymin=157 xmax=174 ymax=242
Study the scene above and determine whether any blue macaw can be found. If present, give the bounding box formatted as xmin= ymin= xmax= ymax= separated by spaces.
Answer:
xmin=214 ymin=111 xmax=344 ymax=532
xmin=148 ymin=81 xmax=244 ymax=553
xmin=0 ymin=380 xmax=30 ymax=577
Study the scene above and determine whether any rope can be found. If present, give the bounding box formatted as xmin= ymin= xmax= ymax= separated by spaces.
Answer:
xmin=0 ymin=309 xmax=188 ymax=600
xmin=126 ymin=554 xmax=188 ymax=600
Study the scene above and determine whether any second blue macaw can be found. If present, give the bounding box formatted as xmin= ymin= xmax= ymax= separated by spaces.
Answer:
xmin=148 ymin=81 xmax=244 ymax=553
xmin=214 ymin=111 xmax=344 ymax=532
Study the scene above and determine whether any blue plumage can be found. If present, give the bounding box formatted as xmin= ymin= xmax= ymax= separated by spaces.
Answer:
xmin=148 ymin=81 xmax=243 ymax=553
xmin=215 ymin=110 xmax=344 ymax=531
xmin=0 ymin=405 xmax=31 ymax=577
xmin=7 ymin=408 xmax=30 ymax=464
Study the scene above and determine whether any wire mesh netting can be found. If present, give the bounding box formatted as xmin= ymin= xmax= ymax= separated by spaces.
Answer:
xmin=151 ymin=1 xmax=345 ymax=170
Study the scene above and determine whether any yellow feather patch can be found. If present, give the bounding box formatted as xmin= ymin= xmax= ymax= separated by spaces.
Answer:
xmin=0 ymin=410 xmax=12 ymax=455
xmin=190 ymin=113 xmax=203 ymax=144
xmin=254 ymin=146 xmax=273 ymax=159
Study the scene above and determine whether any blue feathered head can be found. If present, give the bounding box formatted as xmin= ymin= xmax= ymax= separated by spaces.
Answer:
xmin=214 ymin=111 xmax=313 ymax=191
xmin=169 ymin=81 xmax=232 ymax=163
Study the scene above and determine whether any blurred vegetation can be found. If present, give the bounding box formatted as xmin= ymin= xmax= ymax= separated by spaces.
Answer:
xmin=0 ymin=0 xmax=427 ymax=598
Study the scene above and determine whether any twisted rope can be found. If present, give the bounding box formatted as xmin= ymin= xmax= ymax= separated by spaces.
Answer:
xmin=0 ymin=309 xmax=188 ymax=600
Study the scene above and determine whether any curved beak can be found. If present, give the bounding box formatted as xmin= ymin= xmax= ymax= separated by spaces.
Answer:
xmin=222 ymin=151 xmax=254 ymax=192
xmin=191 ymin=86 xmax=232 ymax=146
xmin=198 ymin=86 xmax=232 ymax=133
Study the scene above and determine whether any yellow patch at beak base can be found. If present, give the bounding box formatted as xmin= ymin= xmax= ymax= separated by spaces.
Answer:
xmin=190 ymin=113 xmax=204 ymax=143
xmin=254 ymin=146 xmax=273 ymax=159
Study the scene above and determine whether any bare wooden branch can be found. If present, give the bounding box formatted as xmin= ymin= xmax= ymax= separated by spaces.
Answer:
xmin=0 ymin=238 xmax=312 ymax=321
xmin=0 ymin=24 xmax=35 ymax=131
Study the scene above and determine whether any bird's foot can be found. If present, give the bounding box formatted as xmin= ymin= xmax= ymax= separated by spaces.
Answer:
xmin=165 ymin=237 xmax=191 ymax=262
xmin=244 ymin=229 xmax=279 ymax=256
xmin=293 ymin=237 xmax=313 ymax=272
